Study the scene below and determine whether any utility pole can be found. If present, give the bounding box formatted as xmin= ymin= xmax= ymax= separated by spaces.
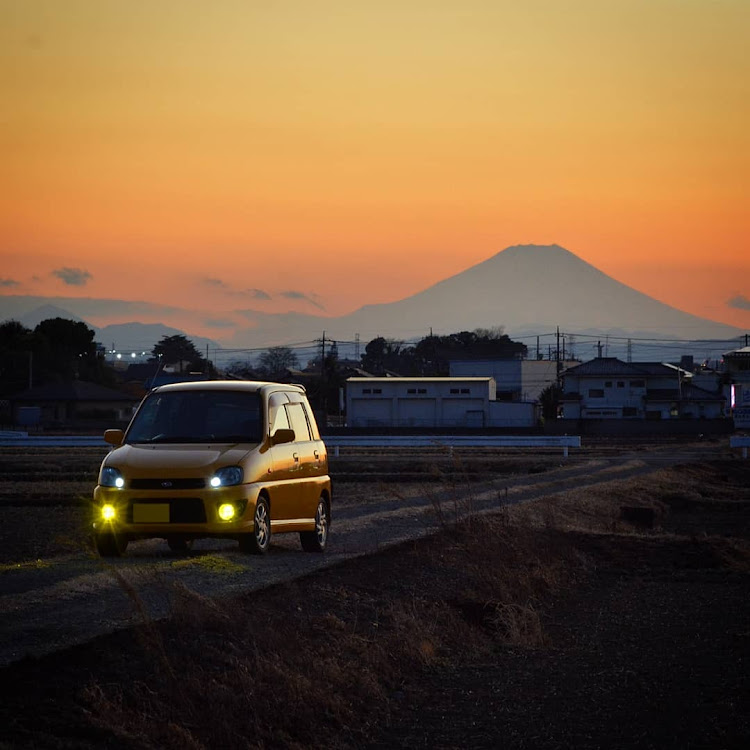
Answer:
xmin=627 ymin=338 xmax=632 ymax=363
xmin=536 ymin=336 xmax=540 ymax=360
xmin=354 ymin=333 xmax=360 ymax=360
xmin=321 ymin=331 xmax=327 ymax=422
xmin=556 ymin=327 xmax=562 ymax=385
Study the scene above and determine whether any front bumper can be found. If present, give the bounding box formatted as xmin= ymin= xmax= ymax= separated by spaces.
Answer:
xmin=92 ymin=483 xmax=260 ymax=538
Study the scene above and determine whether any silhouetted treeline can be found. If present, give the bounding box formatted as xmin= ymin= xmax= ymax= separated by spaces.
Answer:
xmin=0 ymin=318 xmax=114 ymax=396
xmin=360 ymin=329 xmax=527 ymax=376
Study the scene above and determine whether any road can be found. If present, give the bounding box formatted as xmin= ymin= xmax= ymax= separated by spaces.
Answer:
xmin=0 ymin=442 xmax=731 ymax=667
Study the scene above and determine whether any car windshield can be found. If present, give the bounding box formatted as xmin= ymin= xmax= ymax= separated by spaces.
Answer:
xmin=126 ymin=390 xmax=262 ymax=444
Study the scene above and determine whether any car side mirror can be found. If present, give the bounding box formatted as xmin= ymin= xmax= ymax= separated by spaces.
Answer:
xmin=271 ymin=428 xmax=295 ymax=446
xmin=104 ymin=429 xmax=124 ymax=446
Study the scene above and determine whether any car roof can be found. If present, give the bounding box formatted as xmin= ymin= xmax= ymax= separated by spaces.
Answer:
xmin=151 ymin=380 xmax=305 ymax=396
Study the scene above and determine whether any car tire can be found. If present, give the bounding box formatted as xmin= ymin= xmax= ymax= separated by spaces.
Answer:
xmin=300 ymin=496 xmax=329 ymax=553
xmin=167 ymin=537 xmax=193 ymax=554
xmin=95 ymin=532 xmax=128 ymax=557
xmin=239 ymin=496 xmax=271 ymax=554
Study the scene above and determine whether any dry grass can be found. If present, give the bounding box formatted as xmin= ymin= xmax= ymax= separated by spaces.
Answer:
xmin=2 ymin=453 xmax=748 ymax=748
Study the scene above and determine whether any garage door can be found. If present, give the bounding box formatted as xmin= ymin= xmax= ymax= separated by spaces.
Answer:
xmin=396 ymin=399 xmax=437 ymax=427
xmin=349 ymin=398 xmax=392 ymax=427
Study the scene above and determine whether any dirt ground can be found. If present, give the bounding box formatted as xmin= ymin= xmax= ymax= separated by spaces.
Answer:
xmin=1 ymin=458 xmax=749 ymax=749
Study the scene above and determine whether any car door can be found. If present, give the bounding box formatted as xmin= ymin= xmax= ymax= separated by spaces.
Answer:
xmin=267 ymin=391 xmax=299 ymax=521
xmin=283 ymin=398 xmax=318 ymax=520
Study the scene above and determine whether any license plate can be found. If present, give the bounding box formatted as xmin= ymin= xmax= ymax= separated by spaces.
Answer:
xmin=133 ymin=503 xmax=170 ymax=523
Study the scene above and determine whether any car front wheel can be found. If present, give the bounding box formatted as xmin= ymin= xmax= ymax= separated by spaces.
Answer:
xmin=95 ymin=532 xmax=128 ymax=557
xmin=300 ymin=497 xmax=329 ymax=553
xmin=239 ymin=496 xmax=271 ymax=554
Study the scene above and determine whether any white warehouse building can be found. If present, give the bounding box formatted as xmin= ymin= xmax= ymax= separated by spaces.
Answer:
xmin=345 ymin=377 xmax=537 ymax=428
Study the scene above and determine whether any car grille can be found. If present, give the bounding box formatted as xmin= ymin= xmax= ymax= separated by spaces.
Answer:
xmin=129 ymin=478 xmax=206 ymax=490
xmin=127 ymin=498 xmax=207 ymax=523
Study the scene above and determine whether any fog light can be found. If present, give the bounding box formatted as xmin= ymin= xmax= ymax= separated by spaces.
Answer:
xmin=218 ymin=503 xmax=236 ymax=521
xmin=102 ymin=504 xmax=116 ymax=521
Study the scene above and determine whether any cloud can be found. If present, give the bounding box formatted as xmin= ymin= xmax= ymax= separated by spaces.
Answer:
xmin=204 ymin=278 xmax=228 ymax=289
xmin=203 ymin=318 xmax=236 ymax=328
xmin=52 ymin=267 xmax=92 ymax=286
xmin=728 ymin=294 xmax=750 ymax=311
xmin=280 ymin=290 xmax=325 ymax=310
xmin=0 ymin=278 xmax=20 ymax=289
xmin=246 ymin=288 xmax=272 ymax=300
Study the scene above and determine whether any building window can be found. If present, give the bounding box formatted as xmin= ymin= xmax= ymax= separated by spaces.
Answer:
xmin=631 ymin=380 xmax=645 ymax=388
xmin=417 ymin=388 xmax=427 ymax=394
xmin=460 ymin=388 xmax=470 ymax=394
xmin=373 ymin=388 xmax=382 ymax=394
xmin=623 ymin=407 xmax=637 ymax=417
xmin=617 ymin=381 xmax=625 ymax=388
xmin=362 ymin=389 xmax=372 ymax=394
xmin=589 ymin=388 xmax=604 ymax=398
xmin=605 ymin=381 xmax=612 ymax=388
xmin=450 ymin=388 xmax=459 ymax=394
xmin=407 ymin=388 xmax=416 ymax=394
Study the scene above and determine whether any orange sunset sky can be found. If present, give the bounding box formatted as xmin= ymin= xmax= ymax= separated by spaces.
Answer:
xmin=1 ymin=0 xmax=749 ymax=339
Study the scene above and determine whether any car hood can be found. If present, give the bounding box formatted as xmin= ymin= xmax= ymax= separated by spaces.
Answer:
xmin=105 ymin=443 xmax=258 ymax=476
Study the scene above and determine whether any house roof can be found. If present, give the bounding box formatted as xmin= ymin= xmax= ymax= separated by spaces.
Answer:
xmin=346 ymin=377 xmax=494 ymax=383
xmin=562 ymin=358 xmax=688 ymax=379
xmin=724 ymin=346 xmax=750 ymax=359
xmin=11 ymin=380 xmax=138 ymax=402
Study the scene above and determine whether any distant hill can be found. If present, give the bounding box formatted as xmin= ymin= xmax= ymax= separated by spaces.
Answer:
xmin=0 ymin=298 xmax=219 ymax=354
xmin=95 ymin=322 xmax=219 ymax=354
xmin=17 ymin=304 xmax=88 ymax=327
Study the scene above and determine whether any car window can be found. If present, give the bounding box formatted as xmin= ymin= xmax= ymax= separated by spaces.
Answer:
xmin=127 ymin=390 xmax=261 ymax=443
xmin=286 ymin=402 xmax=311 ymax=441
xmin=268 ymin=392 xmax=291 ymax=434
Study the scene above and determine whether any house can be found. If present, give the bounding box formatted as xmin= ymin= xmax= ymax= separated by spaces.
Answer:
xmin=560 ymin=358 xmax=725 ymax=420
xmin=9 ymin=381 xmax=140 ymax=427
xmin=346 ymin=377 xmax=537 ymax=428
xmin=723 ymin=345 xmax=750 ymax=427
xmin=450 ymin=358 xmax=579 ymax=401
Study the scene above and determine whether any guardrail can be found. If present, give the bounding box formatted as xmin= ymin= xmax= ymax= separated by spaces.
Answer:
xmin=325 ymin=435 xmax=582 ymax=458
xmin=1 ymin=433 xmax=582 ymax=457
xmin=0 ymin=433 xmax=109 ymax=447
xmin=730 ymin=436 xmax=750 ymax=458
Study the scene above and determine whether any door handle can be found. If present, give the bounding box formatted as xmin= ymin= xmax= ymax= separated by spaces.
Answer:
xmin=293 ymin=453 xmax=300 ymax=462
xmin=314 ymin=450 xmax=320 ymax=460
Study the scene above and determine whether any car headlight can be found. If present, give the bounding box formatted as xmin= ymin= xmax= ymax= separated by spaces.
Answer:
xmin=210 ymin=466 xmax=243 ymax=487
xmin=100 ymin=467 xmax=125 ymax=488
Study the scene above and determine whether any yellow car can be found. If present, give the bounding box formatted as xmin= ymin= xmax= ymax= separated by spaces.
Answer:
xmin=92 ymin=381 xmax=331 ymax=557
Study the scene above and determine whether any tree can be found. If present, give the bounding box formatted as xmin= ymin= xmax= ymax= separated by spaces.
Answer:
xmin=412 ymin=330 xmax=527 ymax=375
xmin=0 ymin=320 xmax=34 ymax=396
xmin=33 ymin=317 xmax=110 ymax=385
xmin=539 ymin=382 xmax=563 ymax=420
xmin=151 ymin=335 xmax=205 ymax=373
xmin=258 ymin=346 xmax=299 ymax=379
xmin=224 ymin=359 xmax=260 ymax=380
xmin=360 ymin=337 xmax=410 ymax=375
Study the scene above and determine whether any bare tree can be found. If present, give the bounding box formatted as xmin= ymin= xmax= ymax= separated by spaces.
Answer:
xmin=258 ymin=346 xmax=299 ymax=378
